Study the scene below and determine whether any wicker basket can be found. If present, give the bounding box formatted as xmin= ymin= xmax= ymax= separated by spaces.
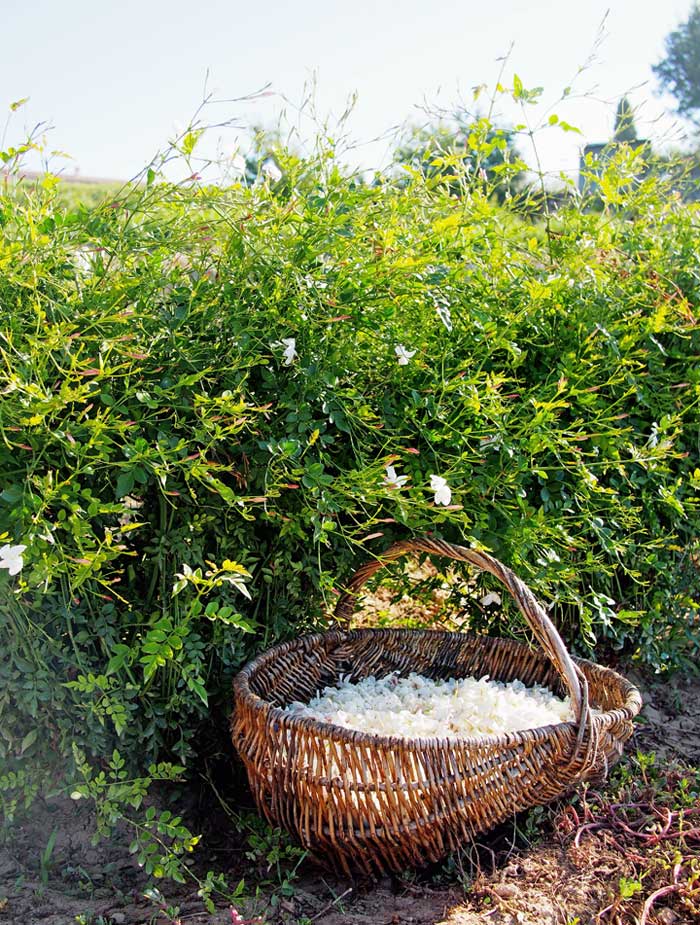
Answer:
xmin=232 ymin=538 xmax=642 ymax=876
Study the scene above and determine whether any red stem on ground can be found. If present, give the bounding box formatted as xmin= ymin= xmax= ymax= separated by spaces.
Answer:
xmin=565 ymin=776 xmax=698 ymax=922
xmin=574 ymin=822 xmax=603 ymax=848
xmin=639 ymin=883 xmax=681 ymax=925
xmin=639 ymin=863 xmax=682 ymax=925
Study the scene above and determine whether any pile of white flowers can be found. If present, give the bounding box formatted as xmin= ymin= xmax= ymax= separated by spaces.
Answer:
xmin=284 ymin=671 xmax=574 ymax=738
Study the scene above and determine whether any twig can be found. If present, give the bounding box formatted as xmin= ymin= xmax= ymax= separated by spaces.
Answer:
xmin=309 ymin=887 xmax=353 ymax=922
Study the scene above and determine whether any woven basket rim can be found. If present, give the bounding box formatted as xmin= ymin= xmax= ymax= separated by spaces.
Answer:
xmin=232 ymin=627 xmax=642 ymax=752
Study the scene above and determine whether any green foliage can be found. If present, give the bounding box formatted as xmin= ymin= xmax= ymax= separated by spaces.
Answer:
xmin=643 ymin=148 xmax=700 ymax=204
xmin=53 ymin=181 xmax=128 ymax=211
xmin=392 ymin=110 xmax=525 ymax=203
xmin=0 ymin=104 xmax=699 ymax=849
xmin=559 ymin=751 xmax=700 ymax=921
xmin=653 ymin=3 xmax=700 ymax=122
xmin=244 ymin=822 xmax=308 ymax=905
xmin=39 ymin=827 xmax=57 ymax=888
xmin=70 ymin=745 xmax=244 ymax=911
xmin=618 ymin=876 xmax=643 ymax=899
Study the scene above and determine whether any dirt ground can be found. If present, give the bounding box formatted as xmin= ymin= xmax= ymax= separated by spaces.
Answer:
xmin=1 ymin=671 xmax=698 ymax=925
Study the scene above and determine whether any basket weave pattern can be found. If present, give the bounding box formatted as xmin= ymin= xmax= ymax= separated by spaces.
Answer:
xmin=232 ymin=539 xmax=642 ymax=876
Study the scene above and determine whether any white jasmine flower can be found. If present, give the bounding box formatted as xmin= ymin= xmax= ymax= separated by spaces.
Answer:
xmin=271 ymin=337 xmax=297 ymax=366
xmin=262 ymin=159 xmax=282 ymax=183
xmin=394 ymin=345 xmax=416 ymax=366
xmin=0 ymin=543 xmax=27 ymax=576
xmin=168 ymin=252 xmax=190 ymax=271
xmin=429 ymin=475 xmax=452 ymax=506
xmin=480 ymin=591 xmax=502 ymax=607
xmin=72 ymin=246 xmax=95 ymax=273
xmin=383 ymin=465 xmax=409 ymax=489
xmin=174 ymin=563 xmax=194 ymax=583
xmin=304 ymin=273 xmax=327 ymax=290
xmin=435 ymin=301 xmax=453 ymax=332
xmin=283 ymin=671 xmax=576 ymax=740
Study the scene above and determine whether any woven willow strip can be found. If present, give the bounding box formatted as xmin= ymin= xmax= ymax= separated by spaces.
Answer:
xmin=232 ymin=538 xmax=642 ymax=876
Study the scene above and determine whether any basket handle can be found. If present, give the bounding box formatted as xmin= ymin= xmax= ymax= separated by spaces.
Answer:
xmin=334 ymin=536 xmax=584 ymax=720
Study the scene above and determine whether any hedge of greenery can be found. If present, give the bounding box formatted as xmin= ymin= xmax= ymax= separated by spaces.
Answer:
xmin=1 ymin=127 xmax=699 ymax=838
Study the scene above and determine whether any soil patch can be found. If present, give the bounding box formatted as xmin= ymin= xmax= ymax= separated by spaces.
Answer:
xmin=2 ymin=675 xmax=699 ymax=925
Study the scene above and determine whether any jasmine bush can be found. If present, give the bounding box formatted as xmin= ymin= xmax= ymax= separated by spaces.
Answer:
xmin=0 ymin=108 xmax=698 ymax=827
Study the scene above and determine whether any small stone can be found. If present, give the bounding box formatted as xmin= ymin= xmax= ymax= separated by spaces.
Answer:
xmin=656 ymin=909 xmax=678 ymax=925
xmin=491 ymin=883 xmax=518 ymax=899
xmin=110 ymin=913 xmax=126 ymax=924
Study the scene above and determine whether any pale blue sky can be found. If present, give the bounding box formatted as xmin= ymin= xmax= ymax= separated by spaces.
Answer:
xmin=1 ymin=0 xmax=694 ymax=181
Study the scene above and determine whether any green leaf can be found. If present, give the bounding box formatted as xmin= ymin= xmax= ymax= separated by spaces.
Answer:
xmin=558 ymin=120 xmax=581 ymax=134
xmin=186 ymin=675 xmax=208 ymax=705
xmin=116 ymin=471 xmax=135 ymax=498
xmin=105 ymin=644 xmax=131 ymax=675
xmin=619 ymin=877 xmax=642 ymax=899
xmin=21 ymin=729 xmax=38 ymax=754
xmin=182 ymin=130 xmax=202 ymax=156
